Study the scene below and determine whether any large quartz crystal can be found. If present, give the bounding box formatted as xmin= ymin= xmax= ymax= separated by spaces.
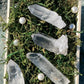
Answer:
xmin=26 ymin=53 xmax=70 ymax=84
xmin=31 ymin=33 xmax=68 ymax=55
xmin=7 ymin=60 xmax=25 ymax=84
xmin=28 ymin=4 xmax=66 ymax=29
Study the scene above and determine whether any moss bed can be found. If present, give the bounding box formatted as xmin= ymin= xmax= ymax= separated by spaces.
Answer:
xmin=5 ymin=0 xmax=81 ymax=84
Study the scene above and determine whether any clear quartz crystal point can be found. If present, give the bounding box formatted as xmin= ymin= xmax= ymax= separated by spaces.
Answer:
xmin=26 ymin=53 xmax=70 ymax=84
xmin=28 ymin=4 xmax=66 ymax=29
xmin=31 ymin=33 xmax=68 ymax=55
xmin=7 ymin=60 xmax=25 ymax=84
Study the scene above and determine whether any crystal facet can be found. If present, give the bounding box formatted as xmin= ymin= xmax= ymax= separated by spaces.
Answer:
xmin=31 ymin=33 xmax=68 ymax=55
xmin=28 ymin=4 xmax=66 ymax=29
xmin=26 ymin=53 xmax=70 ymax=84
xmin=7 ymin=60 xmax=25 ymax=84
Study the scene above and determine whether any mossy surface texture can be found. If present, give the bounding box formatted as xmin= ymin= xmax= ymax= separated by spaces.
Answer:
xmin=5 ymin=0 xmax=80 ymax=84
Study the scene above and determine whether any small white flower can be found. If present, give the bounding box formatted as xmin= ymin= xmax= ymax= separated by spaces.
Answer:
xmin=71 ymin=6 xmax=78 ymax=13
xmin=69 ymin=24 xmax=75 ymax=29
xmin=13 ymin=39 xmax=19 ymax=46
xmin=38 ymin=73 xmax=44 ymax=81
xmin=19 ymin=17 xmax=26 ymax=24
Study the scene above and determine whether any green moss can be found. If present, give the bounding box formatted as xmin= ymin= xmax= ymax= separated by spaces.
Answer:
xmin=4 ymin=0 xmax=80 ymax=84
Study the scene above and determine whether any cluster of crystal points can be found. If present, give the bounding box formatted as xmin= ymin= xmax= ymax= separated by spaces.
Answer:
xmin=28 ymin=4 xmax=66 ymax=29
xmin=26 ymin=53 xmax=70 ymax=84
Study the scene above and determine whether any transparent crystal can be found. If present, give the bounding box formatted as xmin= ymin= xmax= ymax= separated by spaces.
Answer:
xmin=26 ymin=53 xmax=70 ymax=84
xmin=28 ymin=4 xmax=66 ymax=29
xmin=7 ymin=60 xmax=25 ymax=84
xmin=31 ymin=33 xmax=68 ymax=55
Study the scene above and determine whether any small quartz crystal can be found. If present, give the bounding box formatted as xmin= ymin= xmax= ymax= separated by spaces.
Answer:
xmin=28 ymin=4 xmax=66 ymax=29
xmin=7 ymin=60 xmax=25 ymax=84
xmin=31 ymin=33 xmax=68 ymax=55
xmin=26 ymin=53 xmax=70 ymax=84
